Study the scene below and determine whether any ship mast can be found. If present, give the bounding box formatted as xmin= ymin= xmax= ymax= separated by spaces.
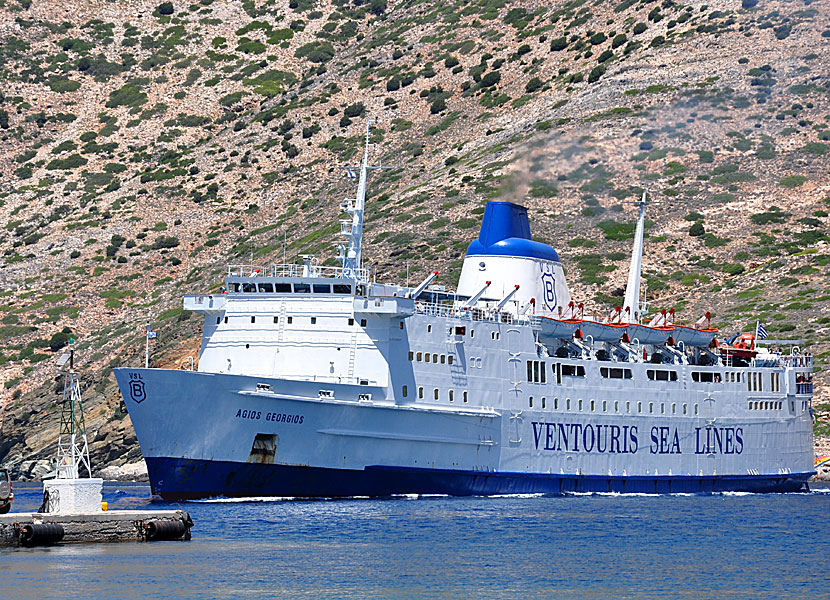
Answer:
xmin=340 ymin=120 xmax=390 ymax=281
xmin=622 ymin=191 xmax=647 ymax=323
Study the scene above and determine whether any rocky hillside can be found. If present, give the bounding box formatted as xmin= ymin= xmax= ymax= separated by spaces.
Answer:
xmin=1 ymin=0 xmax=829 ymax=478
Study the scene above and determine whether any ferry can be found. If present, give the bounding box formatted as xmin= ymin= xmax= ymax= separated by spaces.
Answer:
xmin=115 ymin=124 xmax=815 ymax=499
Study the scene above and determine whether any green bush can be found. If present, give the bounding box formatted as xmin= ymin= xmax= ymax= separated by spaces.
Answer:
xmin=295 ymin=41 xmax=335 ymax=63
xmin=106 ymin=83 xmax=147 ymax=107
xmin=344 ymin=102 xmax=365 ymax=118
xmin=780 ymin=175 xmax=806 ymax=188
xmin=550 ymin=37 xmax=567 ymax=51
xmin=151 ymin=235 xmax=179 ymax=249
xmin=588 ymin=65 xmax=606 ymax=83
xmin=48 ymin=78 xmax=82 ymax=93
xmin=46 ymin=154 xmax=88 ymax=170
xmin=525 ymin=77 xmax=543 ymax=93
xmin=633 ymin=22 xmax=647 ymax=35
xmin=689 ymin=222 xmax=705 ymax=237
xmin=157 ymin=1 xmax=173 ymax=15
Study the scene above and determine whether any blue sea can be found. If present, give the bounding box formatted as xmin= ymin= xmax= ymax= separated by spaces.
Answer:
xmin=2 ymin=481 xmax=829 ymax=599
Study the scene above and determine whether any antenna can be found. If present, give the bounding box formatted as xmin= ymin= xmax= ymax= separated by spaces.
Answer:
xmin=338 ymin=118 xmax=394 ymax=281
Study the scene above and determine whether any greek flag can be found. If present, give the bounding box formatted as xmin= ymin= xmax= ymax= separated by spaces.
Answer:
xmin=757 ymin=323 xmax=769 ymax=340
xmin=147 ymin=330 xmax=158 ymax=339
xmin=346 ymin=168 xmax=358 ymax=179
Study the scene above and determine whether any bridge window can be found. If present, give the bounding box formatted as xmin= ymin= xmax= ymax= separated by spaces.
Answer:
xmin=242 ymin=282 xmax=256 ymax=293
xmin=294 ymin=283 xmax=310 ymax=293
xmin=275 ymin=283 xmax=291 ymax=293
xmin=258 ymin=283 xmax=273 ymax=293
xmin=526 ymin=360 xmax=547 ymax=383
xmin=333 ymin=284 xmax=352 ymax=294
xmin=313 ymin=284 xmax=331 ymax=294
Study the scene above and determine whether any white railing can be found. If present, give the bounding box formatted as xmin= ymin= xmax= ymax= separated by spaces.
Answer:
xmin=227 ymin=263 xmax=370 ymax=281
xmin=415 ymin=300 xmax=522 ymax=325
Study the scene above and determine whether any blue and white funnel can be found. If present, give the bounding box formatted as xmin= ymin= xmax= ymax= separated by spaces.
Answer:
xmin=457 ymin=202 xmax=571 ymax=315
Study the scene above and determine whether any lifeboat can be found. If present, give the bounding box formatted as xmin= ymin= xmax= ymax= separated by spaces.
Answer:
xmin=719 ymin=333 xmax=757 ymax=359
xmin=537 ymin=315 xmax=581 ymax=341
xmin=624 ymin=322 xmax=675 ymax=345
xmin=577 ymin=319 xmax=628 ymax=343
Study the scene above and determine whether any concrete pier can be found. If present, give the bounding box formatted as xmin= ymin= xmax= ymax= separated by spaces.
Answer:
xmin=0 ymin=509 xmax=192 ymax=546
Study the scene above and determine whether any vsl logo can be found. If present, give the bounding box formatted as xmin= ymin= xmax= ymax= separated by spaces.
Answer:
xmin=128 ymin=372 xmax=146 ymax=403
xmin=541 ymin=271 xmax=557 ymax=312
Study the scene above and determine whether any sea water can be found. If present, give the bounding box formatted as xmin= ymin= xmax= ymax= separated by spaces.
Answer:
xmin=2 ymin=481 xmax=829 ymax=599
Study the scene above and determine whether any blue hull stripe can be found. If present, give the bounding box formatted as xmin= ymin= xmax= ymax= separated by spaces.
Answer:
xmin=146 ymin=458 xmax=814 ymax=500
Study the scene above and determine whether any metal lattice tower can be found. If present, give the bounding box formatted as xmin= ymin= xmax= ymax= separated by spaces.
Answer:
xmin=56 ymin=349 xmax=91 ymax=479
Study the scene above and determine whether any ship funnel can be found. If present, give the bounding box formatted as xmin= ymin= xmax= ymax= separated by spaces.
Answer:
xmin=457 ymin=201 xmax=571 ymax=314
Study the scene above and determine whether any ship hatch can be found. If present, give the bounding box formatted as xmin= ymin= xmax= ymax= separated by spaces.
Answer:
xmin=248 ymin=433 xmax=278 ymax=464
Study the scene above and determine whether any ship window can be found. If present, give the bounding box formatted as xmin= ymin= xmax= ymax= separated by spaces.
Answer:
xmin=647 ymin=370 xmax=678 ymax=381
xmin=463 ymin=391 xmax=468 ymax=403
xmin=625 ymin=401 xmax=629 ymax=413
xmin=418 ymin=387 xmax=424 ymax=399
xmin=578 ymin=399 xmax=583 ymax=411
xmin=449 ymin=390 xmax=454 ymax=402
xmin=313 ymin=284 xmax=331 ymax=294
xmin=399 ymin=321 xmax=404 ymax=330
xmin=333 ymin=284 xmax=352 ymax=294
xmin=258 ymin=283 xmax=273 ymax=293
xmin=470 ymin=329 xmax=475 ymax=338
xmin=440 ymin=355 xmax=446 ymax=364
xmin=348 ymin=318 xmax=354 ymax=326
xmin=243 ymin=283 xmax=256 ymax=293
xmin=554 ymin=398 xmax=559 ymax=410
xmin=567 ymin=398 xmax=571 ymax=410
xmin=692 ymin=372 xmax=715 ymax=383
xmin=638 ymin=401 xmax=642 ymax=413
xmin=224 ymin=316 xmax=228 ymax=324
xmin=273 ymin=317 xmax=279 ymax=324
xmin=661 ymin=403 xmax=665 ymax=414
xmin=409 ymin=351 xmax=414 ymax=361
xmin=562 ymin=365 xmax=585 ymax=377
xmin=425 ymin=353 xmax=431 ymax=363
xmin=311 ymin=317 xmax=316 ymax=325
xmin=216 ymin=317 xmax=220 ymax=324
xmin=527 ymin=361 xmax=533 ymax=382
xmin=672 ymin=403 xmax=676 ymax=414
xmin=748 ymin=402 xmax=753 ymax=410
xmin=694 ymin=404 xmax=699 ymax=415
xmin=251 ymin=316 xmax=256 ymax=323
xmin=287 ymin=317 xmax=293 ymax=324
xmin=229 ymin=283 xmax=241 ymax=292
xmin=542 ymin=397 xmax=546 ymax=409
xmin=603 ymin=400 xmax=608 ymax=412
xmin=614 ymin=401 xmax=619 ymax=412
xmin=402 ymin=385 xmax=408 ymax=398
xmin=294 ymin=283 xmax=310 ymax=293
xmin=601 ymin=367 xmax=632 ymax=379
xmin=590 ymin=400 xmax=595 ymax=412
xmin=416 ymin=352 xmax=422 ymax=361
xmin=529 ymin=396 xmax=534 ymax=408
xmin=448 ymin=355 xmax=454 ymax=365
xmin=275 ymin=283 xmax=291 ymax=293
xmin=683 ymin=404 xmax=687 ymax=415
xmin=361 ymin=319 xmax=367 ymax=327
xmin=434 ymin=388 xmax=439 ymax=401
xmin=427 ymin=324 xmax=432 ymax=333
xmin=455 ymin=326 xmax=466 ymax=336
xmin=649 ymin=402 xmax=654 ymax=414
xmin=433 ymin=354 xmax=438 ymax=363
